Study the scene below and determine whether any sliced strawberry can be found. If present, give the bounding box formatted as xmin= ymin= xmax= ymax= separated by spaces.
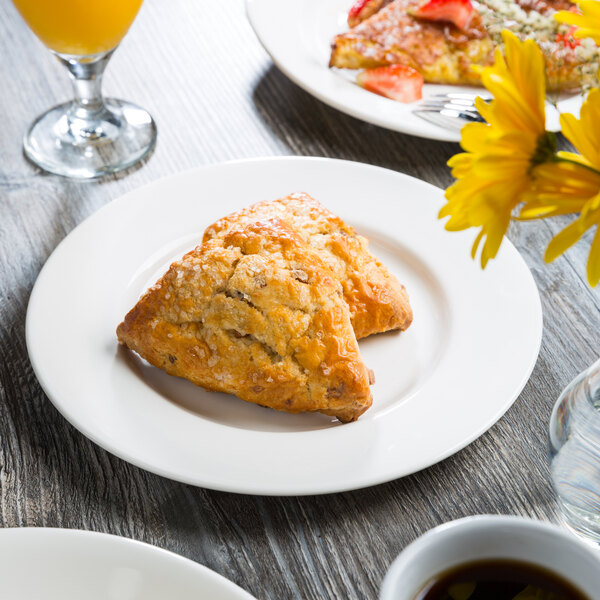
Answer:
xmin=348 ymin=0 xmax=372 ymax=26
xmin=409 ymin=0 xmax=474 ymax=30
xmin=356 ymin=65 xmax=424 ymax=103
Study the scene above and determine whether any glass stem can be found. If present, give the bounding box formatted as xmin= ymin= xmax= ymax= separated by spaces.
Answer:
xmin=57 ymin=51 xmax=116 ymax=140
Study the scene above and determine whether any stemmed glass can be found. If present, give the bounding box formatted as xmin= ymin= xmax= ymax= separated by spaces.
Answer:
xmin=11 ymin=0 xmax=156 ymax=179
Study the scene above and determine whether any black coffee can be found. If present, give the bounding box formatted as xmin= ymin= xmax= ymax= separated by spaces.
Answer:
xmin=415 ymin=559 xmax=590 ymax=600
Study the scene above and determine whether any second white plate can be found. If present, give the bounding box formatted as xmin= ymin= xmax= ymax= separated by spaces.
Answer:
xmin=26 ymin=157 xmax=542 ymax=495
xmin=246 ymin=0 xmax=583 ymax=141
xmin=0 ymin=528 xmax=255 ymax=600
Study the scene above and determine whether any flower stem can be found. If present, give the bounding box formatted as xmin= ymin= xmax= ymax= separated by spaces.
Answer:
xmin=530 ymin=131 xmax=557 ymax=170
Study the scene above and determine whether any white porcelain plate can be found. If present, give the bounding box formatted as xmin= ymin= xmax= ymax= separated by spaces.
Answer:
xmin=26 ymin=157 xmax=542 ymax=495
xmin=246 ymin=0 xmax=583 ymax=142
xmin=0 ymin=528 xmax=256 ymax=600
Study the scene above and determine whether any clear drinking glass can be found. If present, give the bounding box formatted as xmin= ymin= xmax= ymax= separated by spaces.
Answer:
xmin=549 ymin=357 xmax=600 ymax=544
xmin=11 ymin=0 xmax=156 ymax=179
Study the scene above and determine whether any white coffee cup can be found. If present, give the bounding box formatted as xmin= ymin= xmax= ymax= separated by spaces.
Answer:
xmin=380 ymin=515 xmax=600 ymax=600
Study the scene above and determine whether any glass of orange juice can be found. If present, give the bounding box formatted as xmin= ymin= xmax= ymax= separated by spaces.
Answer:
xmin=11 ymin=0 xmax=156 ymax=178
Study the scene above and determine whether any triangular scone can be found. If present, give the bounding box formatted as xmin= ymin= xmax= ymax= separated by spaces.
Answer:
xmin=203 ymin=192 xmax=413 ymax=340
xmin=117 ymin=218 xmax=373 ymax=422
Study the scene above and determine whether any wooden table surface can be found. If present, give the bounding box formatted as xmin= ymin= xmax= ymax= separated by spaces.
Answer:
xmin=1 ymin=0 xmax=599 ymax=598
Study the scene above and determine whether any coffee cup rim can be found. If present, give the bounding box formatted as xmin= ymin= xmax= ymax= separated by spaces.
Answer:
xmin=380 ymin=515 xmax=600 ymax=600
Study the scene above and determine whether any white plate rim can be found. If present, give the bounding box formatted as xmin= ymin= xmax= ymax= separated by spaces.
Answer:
xmin=25 ymin=156 xmax=543 ymax=495
xmin=245 ymin=0 xmax=583 ymax=142
xmin=0 ymin=527 xmax=256 ymax=599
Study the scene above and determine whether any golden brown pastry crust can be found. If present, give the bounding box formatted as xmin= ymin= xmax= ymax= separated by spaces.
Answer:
xmin=117 ymin=218 xmax=373 ymax=422
xmin=203 ymin=192 xmax=413 ymax=339
xmin=330 ymin=0 xmax=588 ymax=91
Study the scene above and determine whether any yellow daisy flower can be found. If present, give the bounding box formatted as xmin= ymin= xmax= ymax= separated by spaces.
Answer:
xmin=521 ymin=89 xmax=600 ymax=286
xmin=555 ymin=0 xmax=600 ymax=44
xmin=440 ymin=31 xmax=555 ymax=268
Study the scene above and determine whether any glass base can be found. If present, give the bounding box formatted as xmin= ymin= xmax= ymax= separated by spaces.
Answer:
xmin=559 ymin=499 xmax=600 ymax=546
xmin=23 ymin=98 xmax=157 ymax=179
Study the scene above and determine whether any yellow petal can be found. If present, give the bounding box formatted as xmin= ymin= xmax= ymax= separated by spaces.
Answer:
xmin=530 ymin=160 xmax=600 ymax=205
xmin=471 ymin=229 xmax=485 ymax=259
xmin=473 ymin=155 xmax=530 ymax=179
xmin=578 ymin=0 xmax=600 ymax=18
xmin=536 ymin=159 xmax=600 ymax=182
xmin=565 ymin=89 xmax=600 ymax=168
xmin=520 ymin=198 xmax=588 ymax=218
xmin=502 ymin=31 xmax=546 ymax=129
xmin=587 ymin=225 xmax=600 ymax=286
xmin=460 ymin=123 xmax=492 ymax=153
xmin=480 ymin=214 xmax=511 ymax=267
xmin=581 ymin=195 xmax=600 ymax=226
xmin=476 ymin=32 xmax=546 ymax=134
xmin=555 ymin=12 xmax=585 ymax=27
xmin=560 ymin=117 xmax=600 ymax=171
xmin=556 ymin=2 xmax=600 ymax=44
xmin=482 ymin=73 xmax=541 ymax=132
xmin=447 ymin=152 xmax=473 ymax=167
xmin=555 ymin=151 xmax=598 ymax=171
xmin=545 ymin=217 xmax=587 ymax=262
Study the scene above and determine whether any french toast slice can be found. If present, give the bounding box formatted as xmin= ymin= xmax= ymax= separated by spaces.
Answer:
xmin=203 ymin=193 xmax=413 ymax=340
xmin=117 ymin=218 xmax=373 ymax=423
xmin=331 ymin=0 xmax=492 ymax=85
xmin=331 ymin=0 xmax=592 ymax=91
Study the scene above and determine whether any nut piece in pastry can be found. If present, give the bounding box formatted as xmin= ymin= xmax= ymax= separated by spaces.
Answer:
xmin=203 ymin=192 xmax=413 ymax=339
xmin=117 ymin=218 xmax=373 ymax=422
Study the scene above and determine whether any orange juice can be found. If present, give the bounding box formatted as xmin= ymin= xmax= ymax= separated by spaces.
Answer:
xmin=12 ymin=0 xmax=143 ymax=56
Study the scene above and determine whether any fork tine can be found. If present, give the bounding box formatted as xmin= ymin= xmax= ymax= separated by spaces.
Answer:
xmin=418 ymin=101 xmax=476 ymax=111
xmin=428 ymin=92 xmax=492 ymax=101
xmin=413 ymin=108 xmax=486 ymax=130
xmin=441 ymin=98 xmax=480 ymax=107
xmin=413 ymin=91 xmax=491 ymax=131
xmin=417 ymin=101 xmax=485 ymax=114
xmin=440 ymin=108 xmax=485 ymax=121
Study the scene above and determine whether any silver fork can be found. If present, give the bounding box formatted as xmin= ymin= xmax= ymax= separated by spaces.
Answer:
xmin=412 ymin=93 xmax=492 ymax=131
